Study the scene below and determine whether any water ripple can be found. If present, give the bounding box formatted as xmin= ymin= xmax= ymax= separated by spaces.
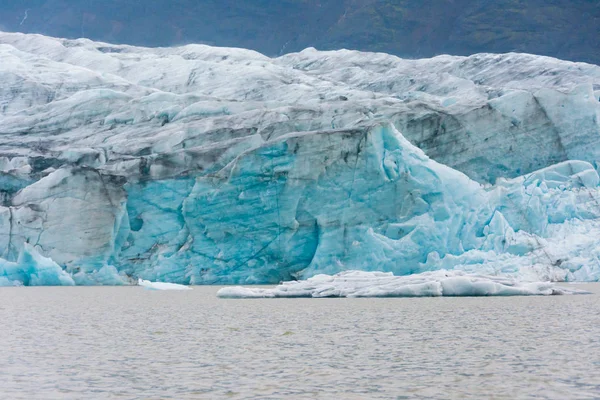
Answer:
xmin=0 ymin=284 xmax=599 ymax=399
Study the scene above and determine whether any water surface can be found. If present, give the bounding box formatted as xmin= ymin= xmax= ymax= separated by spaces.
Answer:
xmin=1 ymin=284 xmax=599 ymax=399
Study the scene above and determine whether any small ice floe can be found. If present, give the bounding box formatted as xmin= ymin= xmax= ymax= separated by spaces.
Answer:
xmin=138 ymin=279 xmax=192 ymax=291
xmin=217 ymin=270 xmax=591 ymax=298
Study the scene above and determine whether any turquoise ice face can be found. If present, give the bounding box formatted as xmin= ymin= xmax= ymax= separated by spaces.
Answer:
xmin=3 ymin=123 xmax=600 ymax=286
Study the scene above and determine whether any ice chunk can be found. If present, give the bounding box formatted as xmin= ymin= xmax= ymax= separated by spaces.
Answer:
xmin=138 ymin=279 xmax=192 ymax=291
xmin=0 ymin=243 xmax=74 ymax=286
xmin=217 ymin=270 xmax=590 ymax=298
xmin=522 ymin=160 xmax=599 ymax=189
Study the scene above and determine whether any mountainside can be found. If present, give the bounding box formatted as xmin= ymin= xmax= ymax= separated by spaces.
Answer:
xmin=0 ymin=32 xmax=600 ymax=286
xmin=1 ymin=0 xmax=599 ymax=64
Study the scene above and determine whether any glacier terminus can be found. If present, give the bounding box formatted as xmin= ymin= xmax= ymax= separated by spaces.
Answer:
xmin=1 ymin=32 xmax=600 ymax=286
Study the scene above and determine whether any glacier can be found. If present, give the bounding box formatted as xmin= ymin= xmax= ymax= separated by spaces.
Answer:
xmin=0 ymin=32 xmax=600 ymax=286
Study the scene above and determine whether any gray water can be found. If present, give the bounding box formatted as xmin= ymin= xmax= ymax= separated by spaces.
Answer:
xmin=1 ymin=285 xmax=600 ymax=400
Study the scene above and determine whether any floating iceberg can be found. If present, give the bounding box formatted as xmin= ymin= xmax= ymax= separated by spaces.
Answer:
xmin=138 ymin=279 xmax=192 ymax=291
xmin=217 ymin=270 xmax=590 ymax=298
xmin=0 ymin=32 xmax=600 ymax=285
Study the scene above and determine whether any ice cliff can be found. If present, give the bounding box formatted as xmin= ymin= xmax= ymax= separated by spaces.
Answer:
xmin=1 ymin=32 xmax=600 ymax=285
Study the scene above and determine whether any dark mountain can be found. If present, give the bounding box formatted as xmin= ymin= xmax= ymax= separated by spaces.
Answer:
xmin=1 ymin=0 xmax=599 ymax=64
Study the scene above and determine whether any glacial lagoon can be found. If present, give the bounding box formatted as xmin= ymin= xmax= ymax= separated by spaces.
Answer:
xmin=1 ymin=284 xmax=599 ymax=399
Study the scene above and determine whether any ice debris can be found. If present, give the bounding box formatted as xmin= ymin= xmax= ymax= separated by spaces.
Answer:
xmin=217 ymin=270 xmax=591 ymax=298
xmin=138 ymin=279 xmax=192 ymax=291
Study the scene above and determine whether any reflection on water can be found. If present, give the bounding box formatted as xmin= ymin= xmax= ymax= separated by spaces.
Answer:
xmin=1 ymin=284 xmax=599 ymax=399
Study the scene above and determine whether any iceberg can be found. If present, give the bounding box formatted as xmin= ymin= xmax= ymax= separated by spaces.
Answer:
xmin=0 ymin=32 xmax=600 ymax=285
xmin=217 ymin=270 xmax=590 ymax=298
xmin=138 ymin=279 xmax=192 ymax=291
xmin=0 ymin=243 xmax=74 ymax=286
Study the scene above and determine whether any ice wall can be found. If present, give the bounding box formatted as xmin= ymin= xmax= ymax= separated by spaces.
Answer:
xmin=1 ymin=32 xmax=600 ymax=285
xmin=1 ymin=122 xmax=599 ymax=285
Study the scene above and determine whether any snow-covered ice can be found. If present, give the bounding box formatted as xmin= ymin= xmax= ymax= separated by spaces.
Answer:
xmin=1 ymin=32 xmax=600 ymax=285
xmin=138 ymin=279 xmax=192 ymax=291
xmin=217 ymin=270 xmax=590 ymax=298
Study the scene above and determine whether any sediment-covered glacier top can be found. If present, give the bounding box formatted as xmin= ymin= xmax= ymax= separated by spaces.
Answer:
xmin=1 ymin=32 xmax=599 ymax=286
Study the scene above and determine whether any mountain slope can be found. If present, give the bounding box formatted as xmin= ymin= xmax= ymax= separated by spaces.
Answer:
xmin=1 ymin=0 xmax=599 ymax=64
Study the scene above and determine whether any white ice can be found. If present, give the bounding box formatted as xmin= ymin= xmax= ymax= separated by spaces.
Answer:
xmin=217 ymin=270 xmax=590 ymax=298
xmin=138 ymin=278 xmax=192 ymax=291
